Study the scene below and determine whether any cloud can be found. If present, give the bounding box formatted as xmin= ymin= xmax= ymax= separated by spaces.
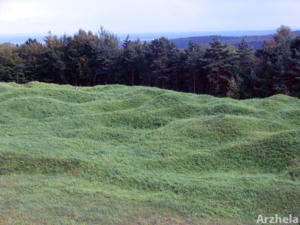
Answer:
xmin=0 ymin=1 xmax=51 ymax=22
xmin=0 ymin=0 xmax=299 ymax=35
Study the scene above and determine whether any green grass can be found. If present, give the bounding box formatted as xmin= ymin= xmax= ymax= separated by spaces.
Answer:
xmin=0 ymin=82 xmax=299 ymax=225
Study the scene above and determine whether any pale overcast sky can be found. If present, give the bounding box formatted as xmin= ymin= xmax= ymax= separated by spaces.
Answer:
xmin=0 ymin=0 xmax=299 ymax=35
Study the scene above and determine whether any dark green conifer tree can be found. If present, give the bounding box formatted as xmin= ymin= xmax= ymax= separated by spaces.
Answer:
xmin=203 ymin=38 xmax=239 ymax=97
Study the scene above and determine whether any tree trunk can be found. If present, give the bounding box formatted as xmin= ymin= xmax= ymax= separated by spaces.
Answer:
xmin=131 ymin=70 xmax=134 ymax=86
xmin=193 ymin=73 xmax=196 ymax=93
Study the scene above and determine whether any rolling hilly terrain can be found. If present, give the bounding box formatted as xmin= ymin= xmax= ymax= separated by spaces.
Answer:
xmin=171 ymin=30 xmax=300 ymax=49
xmin=0 ymin=82 xmax=300 ymax=224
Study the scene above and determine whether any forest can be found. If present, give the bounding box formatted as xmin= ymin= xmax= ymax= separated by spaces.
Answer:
xmin=0 ymin=26 xmax=299 ymax=99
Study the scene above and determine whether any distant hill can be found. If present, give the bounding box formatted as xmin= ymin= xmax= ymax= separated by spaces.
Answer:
xmin=0 ymin=34 xmax=45 ymax=45
xmin=171 ymin=31 xmax=300 ymax=49
xmin=0 ymin=30 xmax=280 ymax=44
xmin=2 ymin=31 xmax=300 ymax=48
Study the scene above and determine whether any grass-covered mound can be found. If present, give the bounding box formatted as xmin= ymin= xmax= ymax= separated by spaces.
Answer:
xmin=0 ymin=82 xmax=299 ymax=225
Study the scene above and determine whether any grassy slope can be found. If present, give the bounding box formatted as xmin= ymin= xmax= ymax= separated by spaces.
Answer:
xmin=0 ymin=82 xmax=299 ymax=225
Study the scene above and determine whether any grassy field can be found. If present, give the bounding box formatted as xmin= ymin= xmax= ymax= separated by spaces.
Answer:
xmin=0 ymin=82 xmax=299 ymax=225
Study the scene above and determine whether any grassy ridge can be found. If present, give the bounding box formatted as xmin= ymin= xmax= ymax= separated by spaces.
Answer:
xmin=0 ymin=82 xmax=299 ymax=225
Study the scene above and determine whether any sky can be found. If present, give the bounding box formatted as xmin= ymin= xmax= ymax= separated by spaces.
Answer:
xmin=0 ymin=0 xmax=300 ymax=35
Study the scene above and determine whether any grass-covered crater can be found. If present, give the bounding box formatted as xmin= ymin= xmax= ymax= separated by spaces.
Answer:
xmin=0 ymin=82 xmax=299 ymax=225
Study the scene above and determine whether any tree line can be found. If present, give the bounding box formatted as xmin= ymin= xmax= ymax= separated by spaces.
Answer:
xmin=0 ymin=26 xmax=299 ymax=98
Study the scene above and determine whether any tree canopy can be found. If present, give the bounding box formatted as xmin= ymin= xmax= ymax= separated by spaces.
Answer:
xmin=0 ymin=26 xmax=299 ymax=99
